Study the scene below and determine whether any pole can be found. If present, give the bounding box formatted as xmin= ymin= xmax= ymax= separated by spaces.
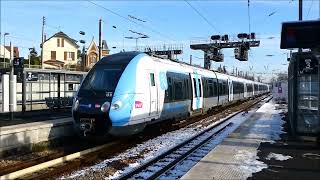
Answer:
xmin=190 ymin=55 xmax=192 ymax=65
xmin=135 ymin=38 xmax=138 ymax=51
xmin=98 ymin=18 xmax=102 ymax=60
xmin=28 ymin=54 xmax=30 ymax=68
xmin=41 ymin=16 xmax=45 ymax=69
xmin=122 ymin=32 xmax=124 ymax=51
xmin=299 ymin=0 xmax=303 ymax=21
xmin=82 ymin=45 xmax=85 ymax=71
xmin=9 ymin=42 xmax=14 ymax=120
xmin=3 ymin=35 xmax=6 ymax=64
xmin=22 ymin=72 xmax=26 ymax=113
xmin=248 ymin=0 xmax=251 ymax=36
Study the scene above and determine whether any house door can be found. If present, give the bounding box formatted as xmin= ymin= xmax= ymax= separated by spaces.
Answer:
xmin=190 ymin=73 xmax=203 ymax=110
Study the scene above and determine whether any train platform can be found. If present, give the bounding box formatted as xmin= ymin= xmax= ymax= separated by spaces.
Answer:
xmin=0 ymin=117 xmax=74 ymax=155
xmin=0 ymin=108 xmax=71 ymax=127
xmin=181 ymin=101 xmax=320 ymax=180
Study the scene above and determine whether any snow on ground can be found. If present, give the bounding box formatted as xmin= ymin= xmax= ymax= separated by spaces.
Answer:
xmin=61 ymin=100 xmax=264 ymax=180
xmin=235 ymin=150 xmax=268 ymax=174
xmin=179 ymin=100 xmax=287 ymax=180
xmin=159 ymin=105 xmax=266 ymax=179
xmin=266 ymin=153 xmax=292 ymax=161
xmin=245 ymin=102 xmax=286 ymax=142
xmin=230 ymin=101 xmax=287 ymax=178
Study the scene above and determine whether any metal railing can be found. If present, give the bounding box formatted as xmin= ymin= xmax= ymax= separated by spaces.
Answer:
xmin=0 ymin=62 xmax=10 ymax=69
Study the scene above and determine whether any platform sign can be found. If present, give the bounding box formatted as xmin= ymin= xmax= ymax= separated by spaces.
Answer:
xmin=26 ymin=72 xmax=39 ymax=81
xmin=280 ymin=20 xmax=320 ymax=49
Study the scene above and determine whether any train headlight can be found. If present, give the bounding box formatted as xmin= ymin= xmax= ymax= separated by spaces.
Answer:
xmin=73 ymin=99 xmax=79 ymax=111
xmin=101 ymin=101 xmax=110 ymax=112
xmin=111 ymin=100 xmax=122 ymax=110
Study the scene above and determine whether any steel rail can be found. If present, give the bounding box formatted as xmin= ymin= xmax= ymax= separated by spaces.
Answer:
xmin=119 ymin=95 xmax=271 ymax=180
xmin=0 ymin=141 xmax=120 ymax=180
xmin=1 ymin=95 xmax=270 ymax=180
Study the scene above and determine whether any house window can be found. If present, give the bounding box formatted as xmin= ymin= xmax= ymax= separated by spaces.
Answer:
xmin=61 ymin=39 xmax=64 ymax=47
xmin=66 ymin=52 xmax=75 ymax=61
xmin=51 ymin=51 xmax=56 ymax=60
xmin=57 ymin=39 xmax=60 ymax=47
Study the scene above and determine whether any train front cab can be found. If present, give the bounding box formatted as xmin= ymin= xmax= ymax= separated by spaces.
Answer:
xmin=73 ymin=52 xmax=162 ymax=137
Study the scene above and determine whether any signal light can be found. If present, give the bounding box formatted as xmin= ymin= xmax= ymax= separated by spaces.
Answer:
xmin=211 ymin=35 xmax=221 ymax=41
xmin=221 ymin=34 xmax=229 ymax=41
xmin=237 ymin=33 xmax=248 ymax=39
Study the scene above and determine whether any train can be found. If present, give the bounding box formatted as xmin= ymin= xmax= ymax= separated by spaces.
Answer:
xmin=72 ymin=51 xmax=270 ymax=137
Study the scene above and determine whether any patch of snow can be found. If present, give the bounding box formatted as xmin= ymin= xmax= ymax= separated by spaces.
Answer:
xmin=235 ymin=150 xmax=268 ymax=176
xmin=266 ymin=153 xmax=292 ymax=161
xmin=256 ymin=102 xmax=274 ymax=113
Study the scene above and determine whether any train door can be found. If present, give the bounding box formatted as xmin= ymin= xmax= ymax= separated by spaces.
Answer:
xmin=149 ymin=72 xmax=158 ymax=116
xmin=190 ymin=73 xmax=203 ymax=110
xmin=229 ymin=79 xmax=233 ymax=101
xmin=244 ymin=82 xmax=247 ymax=98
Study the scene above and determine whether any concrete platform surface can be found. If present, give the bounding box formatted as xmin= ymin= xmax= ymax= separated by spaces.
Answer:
xmin=181 ymin=101 xmax=286 ymax=180
xmin=0 ymin=118 xmax=74 ymax=154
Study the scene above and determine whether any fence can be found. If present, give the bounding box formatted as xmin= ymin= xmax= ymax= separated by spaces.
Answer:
xmin=0 ymin=69 xmax=86 ymax=112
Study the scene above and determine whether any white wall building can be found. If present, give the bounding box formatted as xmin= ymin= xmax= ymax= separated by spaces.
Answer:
xmin=0 ymin=45 xmax=11 ymax=59
xmin=42 ymin=31 xmax=79 ymax=69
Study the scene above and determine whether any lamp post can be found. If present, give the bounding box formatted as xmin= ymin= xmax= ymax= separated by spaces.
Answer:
xmin=3 ymin=32 xmax=9 ymax=64
xmin=124 ymin=35 xmax=149 ymax=51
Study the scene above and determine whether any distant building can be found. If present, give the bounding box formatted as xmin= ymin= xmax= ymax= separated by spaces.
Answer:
xmin=42 ymin=31 xmax=79 ymax=69
xmin=84 ymin=38 xmax=109 ymax=70
xmin=0 ymin=45 xmax=19 ymax=59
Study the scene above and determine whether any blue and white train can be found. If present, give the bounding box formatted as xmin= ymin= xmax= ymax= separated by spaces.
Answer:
xmin=72 ymin=52 xmax=270 ymax=137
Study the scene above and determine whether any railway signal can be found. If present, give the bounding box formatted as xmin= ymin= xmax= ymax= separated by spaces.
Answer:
xmin=191 ymin=33 xmax=260 ymax=69
xmin=13 ymin=57 xmax=24 ymax=83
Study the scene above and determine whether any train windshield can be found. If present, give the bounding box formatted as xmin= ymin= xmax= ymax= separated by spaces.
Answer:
xmin=81 ymin=65 xmax=123 ymax=92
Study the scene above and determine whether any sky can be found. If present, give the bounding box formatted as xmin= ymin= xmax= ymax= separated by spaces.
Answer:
xmin=1 ymin=0 xmax=319 ymax=82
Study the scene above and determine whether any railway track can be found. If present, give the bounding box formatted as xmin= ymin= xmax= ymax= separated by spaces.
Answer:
xmin=0 ymin=95 xmax=270 ymax=180
xmin=119 ymin=96 xmax=271 ymax=180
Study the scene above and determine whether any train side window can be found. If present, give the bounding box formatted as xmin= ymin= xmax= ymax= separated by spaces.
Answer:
xmin=213 ymin=81 xmax=218 ymax=96
xmin=174 ymin=80 xmax=183 ymax=101
xmin=150 ymin=73 xmax=155 ymax=86
xmin=165 ymin=76 xmax=173 ymax=102
xmin=193 ymin=78 xmax=197 ymax=97
xmin=68 ymin=84 xmax=74 ymax=91
xmin=223 ymin=81 xmax=227 ymax=95
xmin=208 ymin=80 xmax=213 ymax=97
xmin=202 ymin=78 xmax=208 ymax=98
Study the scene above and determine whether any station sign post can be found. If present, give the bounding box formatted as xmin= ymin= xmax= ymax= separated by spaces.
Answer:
xmin=280 ymin=20 xmax=320 ymax=138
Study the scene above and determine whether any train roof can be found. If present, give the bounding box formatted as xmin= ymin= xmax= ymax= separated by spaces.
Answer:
xmin=96 ymin=51 xmax=141 ymax=65
xmin=101 ymin=52 xmax=268 ymax=86
xmin=149 ymin=53 xmax=269 ymax=85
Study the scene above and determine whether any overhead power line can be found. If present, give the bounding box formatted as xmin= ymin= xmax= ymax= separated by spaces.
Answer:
xmin=86 ymin=0 xmax=175 ymax=41
xmin=306 ymin=0 xmax=314 ymax=18
xmin=184 ymin=0 xmax=220 ymax=33
xmin=247 ymin=0 xmax=251 ymax=35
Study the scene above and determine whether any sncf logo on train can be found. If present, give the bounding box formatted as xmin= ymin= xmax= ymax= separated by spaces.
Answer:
xmin=135 ymin=101 xmax=143 ymax=108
